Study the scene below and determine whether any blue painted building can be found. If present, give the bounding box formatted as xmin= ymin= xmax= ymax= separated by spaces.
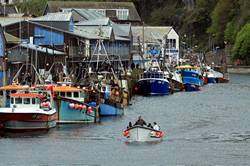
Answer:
xmin=0 ymin=25 xmax=6 ymax=86
xmin=31 ymin=12 xmax=74 ymax=46
xmin=34 ymin=26 xmax=64 ymax=46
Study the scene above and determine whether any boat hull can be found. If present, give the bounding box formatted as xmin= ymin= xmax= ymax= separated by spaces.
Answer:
xmin=207 ymin=77 xmax=216 ymax=84
xmin=184 ymin=83 xmax=201 ymax=91
xmin=216 ymin=77 xmax=229 ymax=83
xmin=135 ymin=78 xmax=171 ymax=96
xmin=100 ymin=103 xmax=123 ymax=116
xmin=0 ymin=112 xmax=57 ymax=131
xmin=54 ymin=97 xmax=99 ymax=123
xmin=123 ymin=125 xmax=164 ymax=142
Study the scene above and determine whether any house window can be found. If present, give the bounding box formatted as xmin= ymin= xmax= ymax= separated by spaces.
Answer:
xmin=116 ymin=9 xmax=129 ymax=20
xmin=93 ymin=9 xmax=105 ymax=16
xmin=166 ymin=39 xmax=176 ymax=49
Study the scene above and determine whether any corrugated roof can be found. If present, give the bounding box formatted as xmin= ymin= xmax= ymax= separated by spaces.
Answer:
xmin=0 ymin=5 xmax=17 ymax=16
xmin=132 ymin=26 xmax=173 ymax=43
xmin=0 ymin=17 xmax=27 ymax=26
xmin=74 ymin=26 xmax=112 ymax=40
xmin=46 ymin=1 xmax=141 ymax=21
xmin=75 ymin=17 xmax=110 ymax=26
xmin=20 ymin=43 xmax=65 ymax=55
xmin=75 ymin=18 xmax=131 ymax=40
xmin=111 ymin=21 xmax=130 ymax=37
xmin=31 ymin=12 xmax=72 ymax=22
xmin=4 ymin=32 xmax=20 ymax=44
xmin=63 ymin=8 xmax=104 ymax=20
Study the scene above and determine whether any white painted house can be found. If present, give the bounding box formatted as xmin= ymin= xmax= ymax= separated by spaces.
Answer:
xmin=132 ymin=26 xmax=179 ymax=64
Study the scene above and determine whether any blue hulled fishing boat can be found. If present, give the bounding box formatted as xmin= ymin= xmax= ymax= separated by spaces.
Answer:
xmin=135 ymin=70 xmax=171 ymax=95
xmin=134 ymin=51 xmax=171 ymax=96
xmin=53 ymin=86 xmax=99 ymax=123
xmin=176 ymin=65 xmax=204 ymax=91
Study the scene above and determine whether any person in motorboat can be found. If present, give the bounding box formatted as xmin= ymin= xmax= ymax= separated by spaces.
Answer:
xmin=153 ymin=122 xmax=160 ymax=131
xmin=147 ymin=123 xmax=153 ymax=129
xmin=134 ymin=116 xmax=147 ymax=126
xmin=127 ymin=122 xmax=132 ymax=129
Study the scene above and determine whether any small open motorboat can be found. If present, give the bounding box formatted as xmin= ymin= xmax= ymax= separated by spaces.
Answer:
xmin=122 ymin=125 xmax=164 ymax=142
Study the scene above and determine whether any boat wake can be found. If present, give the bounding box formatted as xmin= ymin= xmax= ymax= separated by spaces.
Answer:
xmin=171 ymin=131 xmax=250 ymax=143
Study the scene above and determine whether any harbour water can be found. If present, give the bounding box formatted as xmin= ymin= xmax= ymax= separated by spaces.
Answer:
xmin=1 ymin=74 xmax=250 ymax=165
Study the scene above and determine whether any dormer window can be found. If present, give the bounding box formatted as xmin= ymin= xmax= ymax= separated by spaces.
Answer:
xmin=116 ymin=9 xmax=129 ymax=20
xmin=92 ymin=9 xmax=105 ymax=16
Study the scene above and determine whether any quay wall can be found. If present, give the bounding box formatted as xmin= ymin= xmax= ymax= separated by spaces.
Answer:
xmin=228 ymin=66 xmax=250 ymax=74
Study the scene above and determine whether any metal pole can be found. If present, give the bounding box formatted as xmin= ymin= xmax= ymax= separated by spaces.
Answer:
xmin=35 ymin=46 xmax=38 ymax=84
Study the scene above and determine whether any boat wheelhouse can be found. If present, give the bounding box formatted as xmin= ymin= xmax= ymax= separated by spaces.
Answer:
xmin=0 ymin=90 xmax=57 ymax=131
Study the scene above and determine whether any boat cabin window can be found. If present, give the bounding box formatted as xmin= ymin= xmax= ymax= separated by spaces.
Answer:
xmin=73 ymin=92 xmax=79 ymax=98
xmin=60 ymin=92 xmax=65 ymax=97
xmin=66 ymin=92 xmax=72 ymax=97
xmin=15 ymin=98 xmax=22 ymax=104
xmin=23 ymin=98 xmax=31 ymax=104
xmin=11 ymin=98 xmax=14 ymax=104
xmin=32 ymin=98 xmax=36 ymax=104
xmin=144 ymin=73 xmax=149 ymax=78
xmin=80 ymin=92 xmax=86 ymax=98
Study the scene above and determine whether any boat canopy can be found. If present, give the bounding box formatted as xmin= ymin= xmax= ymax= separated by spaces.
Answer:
xmin=53 ymin=86 xmax=81 ymax=92
xmin=0 ymin=84 xmax=29 ymax=91
xmin=176 ymin=65 xmax=198 ymax=69
xmin=10 ymin=93 xmax=44 ymax=98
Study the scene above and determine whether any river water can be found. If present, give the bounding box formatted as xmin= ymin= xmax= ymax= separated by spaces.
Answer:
xmin=0 ymin=74 xmax=250 ymax=165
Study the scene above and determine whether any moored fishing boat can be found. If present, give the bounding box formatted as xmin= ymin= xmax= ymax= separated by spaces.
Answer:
xmin=98 ymin=80 xmax=125 ymax=116
xmin=53 ymin=86 xmax=100 ymax=123
xmin=0 ymin=89 xmax=56 ymax=132
xmin=176 ymin=65 xmax=204 ymax=91
xmin=123 ymin=125 xmax=164 ymax=142
xmin=167 ymin=70 xmax=185 ymax=92
xmin=134 ymin=59 xmax=171 ymax=96
xmin=203 ymin=66 xmax=229 ymax=83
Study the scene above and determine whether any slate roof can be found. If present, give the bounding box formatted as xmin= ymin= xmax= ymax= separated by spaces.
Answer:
xmin=45 ymin=1 xmax=141 ymax=21
xmin=31 ymin=12 xmax=72 ymax=22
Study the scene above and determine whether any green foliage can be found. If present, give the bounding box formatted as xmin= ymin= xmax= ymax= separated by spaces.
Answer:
xmin=208 ymin=0 xmax=239 ymax=46
xmin=17 ymin=0 xmax=47 ymax=16
xmin=233 ymin=23 xmax=250 ymax=64
xmin=224 ymin=21 xmax=237 ymax=44
xmin=238 ymin=0 xmax=250 ymax=27
xmin=181 ymin=0 xmax=217 ymax=50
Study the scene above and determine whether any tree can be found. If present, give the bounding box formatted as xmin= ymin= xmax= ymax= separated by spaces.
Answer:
xmin=181 ymin=0 xmax=218 ymax=50
xmin=208 ymin=0 xmax=239 ymax=46
xmin=233 ymin=23 xmax=250 ymax=64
